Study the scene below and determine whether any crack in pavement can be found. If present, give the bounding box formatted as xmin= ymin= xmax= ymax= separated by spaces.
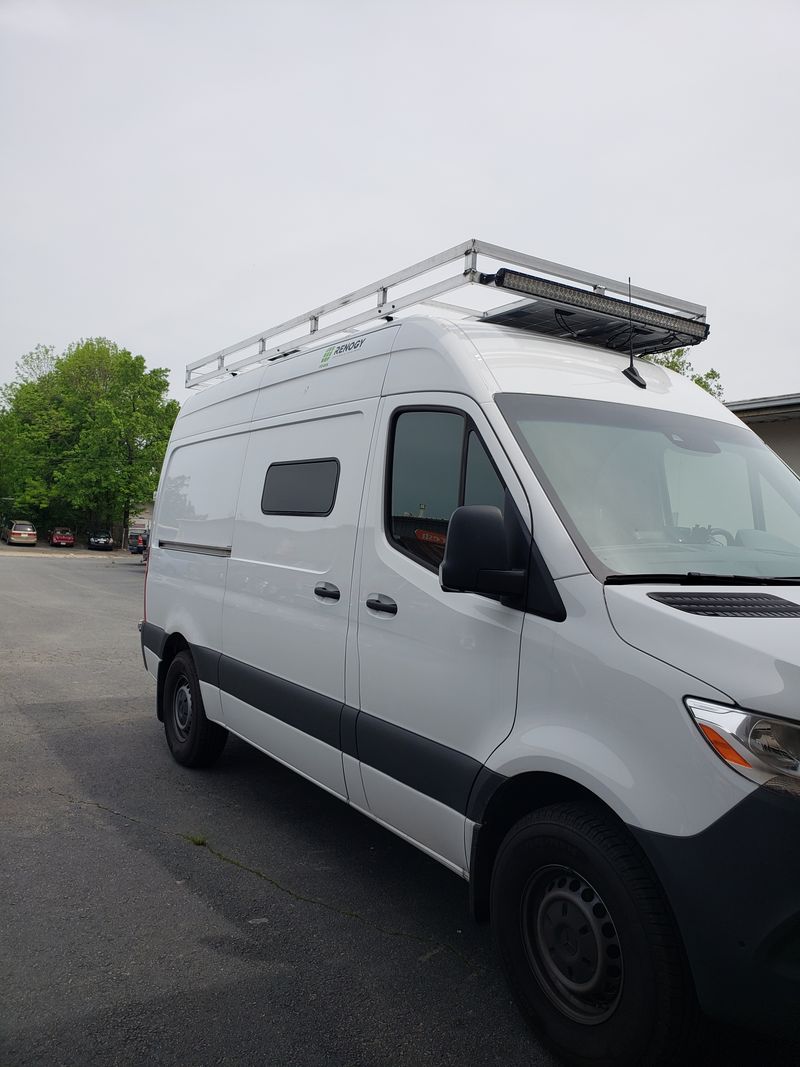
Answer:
xmin=48 ymin=788 xmax=479 ymax=972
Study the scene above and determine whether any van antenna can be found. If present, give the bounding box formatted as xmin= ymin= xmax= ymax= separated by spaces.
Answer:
xmin=622 ymin=276 xmax=646 ymax=389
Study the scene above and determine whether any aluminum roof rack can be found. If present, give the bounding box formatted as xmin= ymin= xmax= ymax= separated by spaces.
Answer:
xmin=185 ymin=238 xmax=708 ymax=388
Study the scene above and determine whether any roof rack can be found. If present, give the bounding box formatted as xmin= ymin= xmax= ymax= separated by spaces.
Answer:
xmin=185 ymin=238 xmax=708 ymax=388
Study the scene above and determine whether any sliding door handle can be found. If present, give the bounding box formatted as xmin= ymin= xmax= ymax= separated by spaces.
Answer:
xmin=314 ymin=582 xmax=340 ymax=601
xmin=366 ymin=594 xmax=397 ymax=615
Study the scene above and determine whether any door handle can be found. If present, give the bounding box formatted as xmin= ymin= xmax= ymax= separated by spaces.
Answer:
xmin=366 ymin=594 xmax=397 ymax=615
xmin=314 ymin=582 xmax=340 ymax=601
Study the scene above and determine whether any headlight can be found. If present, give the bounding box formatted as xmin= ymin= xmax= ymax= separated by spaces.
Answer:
xmin=686 ymin=698 xmax=800 ymax=786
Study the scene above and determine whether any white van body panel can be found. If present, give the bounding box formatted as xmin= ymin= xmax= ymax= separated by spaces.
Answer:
xmin=223 ymin=693 xmax=347 ymax=798
xmin=458 ymin=320 xmax=742 ymax=422
xmin=143 ymin=646 xmax=160 ymax=678
xmin=605 ymin=583 xmax=800 ymax=722
xmin=342 ymin=753 xmax=368 ymax=810
xmin=147 ymin=432 xmax=248 ymax=704
xmin=356 ymin=766 xmax=471 ymax=874
xmin=221 ymin=399 xmax=380 ymax=797
xmin=173 ymin=323 xmax=398 ymax=439
xmin=382 ymin=318 xmax=501 ymax=401
xmin=347 ymin=791 xmax=473 ymax=879
xmin=172 ymin=371 xmax=263 ymax=441
xmin=224 ymin=402 xmax=378 ymax=701
xmin=250 ymin=326 xmax=398 ymax=422
xmin=488 ymin=573 xmax=756 ymax=836
xmin=384 ymin=317 xmax=740 ymax=423
xmin=199 ymin=681 xmax=224 ymax=724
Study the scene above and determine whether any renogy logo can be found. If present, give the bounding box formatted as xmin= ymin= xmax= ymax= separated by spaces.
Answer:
xmin=320 ymin=337 xmax=366 ymax=367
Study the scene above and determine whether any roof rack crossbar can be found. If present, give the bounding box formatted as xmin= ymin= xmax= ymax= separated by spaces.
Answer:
xmin=185 ymin=239 xmax=707 ymax=388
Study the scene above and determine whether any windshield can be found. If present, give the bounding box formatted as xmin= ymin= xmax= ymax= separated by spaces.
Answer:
xmin=497 ymin=393 xmax=800 ymax=580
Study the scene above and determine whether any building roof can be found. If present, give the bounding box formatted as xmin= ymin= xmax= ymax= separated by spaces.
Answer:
xmin=727 ymin=393 xmax=800 ymax=423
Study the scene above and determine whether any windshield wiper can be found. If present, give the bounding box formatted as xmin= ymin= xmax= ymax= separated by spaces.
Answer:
xmin=605 ymin=572 xmax=800 ymax=586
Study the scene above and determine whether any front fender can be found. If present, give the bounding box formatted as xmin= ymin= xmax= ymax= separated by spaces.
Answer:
xmin=489 ymin=574 xmax=756 ymax=837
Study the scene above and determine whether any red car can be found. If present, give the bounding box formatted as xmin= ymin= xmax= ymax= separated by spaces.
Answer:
xmin=49 ymin=526 xmax=75 ymax=547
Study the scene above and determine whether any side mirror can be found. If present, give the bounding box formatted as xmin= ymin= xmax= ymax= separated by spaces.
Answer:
xmin=439 ymin=505 xmax=526 ymax=599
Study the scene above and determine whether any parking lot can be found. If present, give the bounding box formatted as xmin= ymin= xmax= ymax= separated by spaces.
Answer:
xmin=0 ymin=540 xmax=136 ymax=559
xmin=0 ymin=553 xmax=796 ymax=1066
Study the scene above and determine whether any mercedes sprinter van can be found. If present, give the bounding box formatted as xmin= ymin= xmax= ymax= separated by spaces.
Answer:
xmin=141 ymin=241 xmax=800 ymax=1065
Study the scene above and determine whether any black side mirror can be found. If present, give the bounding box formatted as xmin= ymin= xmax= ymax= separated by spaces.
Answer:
xmin=439 ymin=505 xmax=526 ymax=599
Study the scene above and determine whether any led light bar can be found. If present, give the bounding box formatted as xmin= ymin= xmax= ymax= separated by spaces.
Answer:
xmin=492 ymin=268 xmax=710 ymax=343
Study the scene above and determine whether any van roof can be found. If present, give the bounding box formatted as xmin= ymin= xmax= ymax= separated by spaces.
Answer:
xmin=176 ymin=314 xmax=736 ymax=440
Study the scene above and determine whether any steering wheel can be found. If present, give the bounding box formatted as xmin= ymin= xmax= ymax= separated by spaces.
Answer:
xmin=709 ymin=527 xmax=735 ymax=546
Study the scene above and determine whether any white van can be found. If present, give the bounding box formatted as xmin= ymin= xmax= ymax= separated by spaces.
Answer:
xmin=141 ymin=242 xmax=800 ymax=1065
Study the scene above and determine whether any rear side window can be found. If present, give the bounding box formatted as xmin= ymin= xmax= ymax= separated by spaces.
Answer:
xmin=388 ymin=410 xmax=507 ymax=569
xmin=261 ymin=459 xmax=340 ymax=516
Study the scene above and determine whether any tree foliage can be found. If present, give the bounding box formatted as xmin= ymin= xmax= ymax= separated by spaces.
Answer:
xmin=643 ymin=347 xmax=724 ymax=400
xmin=0 ymin=338 xmax=178 ymax=531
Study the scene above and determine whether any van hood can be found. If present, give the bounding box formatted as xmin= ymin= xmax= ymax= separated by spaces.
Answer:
xmin=604 ymin=584 xmax=800 ymax=722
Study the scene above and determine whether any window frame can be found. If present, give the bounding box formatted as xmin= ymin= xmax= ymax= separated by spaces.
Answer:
xmin=384 ymin=405 xmax=507 ymax=573
xmin=260 ymin=457 xmax=341 ymax=517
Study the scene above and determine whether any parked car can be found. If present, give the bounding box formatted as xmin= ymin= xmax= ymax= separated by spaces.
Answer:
xmin=48 ymin=526 xmax=75 ymax=547
xmin=87 ymin=531 xmax=114 ymax=551
xmin=128 ymin=528 xmax=149 ymax=554
xmin=2 ymin=520 xmax=37 ymax=545
xmin=141 ymin=241 xmax=800 ymax=1066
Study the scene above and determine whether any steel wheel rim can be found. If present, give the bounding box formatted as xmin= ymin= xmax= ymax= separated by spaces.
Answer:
xmin=521 ymin=864 xmax=624 ymax=1025
xmin=172 ymin=677 xmax=193 ymax=742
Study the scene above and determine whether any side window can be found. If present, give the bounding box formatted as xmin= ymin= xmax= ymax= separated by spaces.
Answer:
xmin=261 ymin=458 xmax=340 ymax=516
xmin=464 ymin=431 xmax=506 ymax=511
xmin=388 ymin=410 xmax=507 ymax=569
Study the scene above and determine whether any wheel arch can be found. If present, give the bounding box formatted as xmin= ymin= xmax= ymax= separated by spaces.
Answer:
xmin=156 ymin=631 xmax=191 ymax=721
xmin=468 ymin=771 xmax=629 ymax=923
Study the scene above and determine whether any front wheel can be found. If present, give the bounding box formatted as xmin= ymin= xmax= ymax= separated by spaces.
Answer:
xmin=490 ymin=803 xmax=694 ymax=1067
xmin=163 ymin=651 xmax=228 ymax=767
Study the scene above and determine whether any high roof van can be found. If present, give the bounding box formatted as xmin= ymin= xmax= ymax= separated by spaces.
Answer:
xmin=141 ymin=241 xmax=800 ymax=1065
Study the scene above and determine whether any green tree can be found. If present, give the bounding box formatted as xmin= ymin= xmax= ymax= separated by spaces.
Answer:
xmin=12 ymin=343 xmax=57 ymax=384
xmin=1 ymin=338 xmax=178 ymax=536
xmin=643 ymin=347 xmax=724 ymax=400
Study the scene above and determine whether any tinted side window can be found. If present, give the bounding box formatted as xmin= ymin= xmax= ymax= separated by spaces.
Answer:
xmin=262 ymin=459 xmax=340 ymax=516
xmin=388 ymin=410 xmax=507 ymax=569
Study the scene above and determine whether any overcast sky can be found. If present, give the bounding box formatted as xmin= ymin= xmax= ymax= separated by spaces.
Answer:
xmin=1 ymin=0 xmax=798 ymax=404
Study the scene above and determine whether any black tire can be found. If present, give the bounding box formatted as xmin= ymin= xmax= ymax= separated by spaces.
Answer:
xmin=490 ymin=803 xmax=694 ymax=1067
xmin=163 ymin=650 xmax=228 ymax=768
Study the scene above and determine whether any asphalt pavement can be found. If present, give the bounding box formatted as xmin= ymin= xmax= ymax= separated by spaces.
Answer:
xmin=0 ymin=552 xmax=796 ymax=1066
